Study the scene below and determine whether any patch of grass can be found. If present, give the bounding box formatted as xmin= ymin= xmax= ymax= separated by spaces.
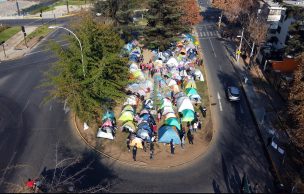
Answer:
xmin=27 ymin=25 xmax=52 ymax=41
xmin=0 ymin=26 xmax=20 ymax=43
xmin=54 ymin=0 xmax=88 ymax=6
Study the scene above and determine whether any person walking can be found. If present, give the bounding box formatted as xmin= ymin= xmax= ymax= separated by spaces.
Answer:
xmin=126 ymin=138 xmax=131 ymax=152
xmin=150 ymin=141 xmax=154 ymax=159
xmin=157 ymin=111 xmax=161 ymax=123
xmin=170 ymin=139 xmax=175 ymax=154
xmin=132 ymin=143 xmax=138 ymax=161
xmin=187 ymin=130 xmax=194 ymax=144
xmin=26 ymin=178 xmax=35 ymax=191
xmin=181 ymin=134 xmax=185 ymax=149
xmin=189 ymin=123 xmax=193 ymax=133
xmin=198 ymin=120 xmax=202 ymax=130
xmin=193 ymin=122 xmax=198 ymax=132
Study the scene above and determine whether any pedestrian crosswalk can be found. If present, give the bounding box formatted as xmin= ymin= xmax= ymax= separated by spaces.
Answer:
xmin=196 ymin=24 xmax=220 ymax=39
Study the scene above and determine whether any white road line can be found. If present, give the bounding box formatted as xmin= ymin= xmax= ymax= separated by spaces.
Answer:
xmin=204 ymin=25 xmax=216 ymax=57
xmin=0 ymin=151 xmax=17 ymax=185
xmin=49 ymin=105 xmax=52 ymax=111
xmin=200 ymin=31 xmax=203 ymax=37
xmin=25 ymin=43 xmax=70 ymax=56
xmin=219 ymin=63 xmax=222 ymax=71
xmin=22 ymin=100 xmax=30 ymax=112
xmin=206 ymin=31 xmax=210 ymax=36
xmin=202 ymin=32 xmax=206 ymax=36
xmin=217 ymin=31 xmax=220 ymax=37
xmin=217 ymin=92 xmax=223 ymax=111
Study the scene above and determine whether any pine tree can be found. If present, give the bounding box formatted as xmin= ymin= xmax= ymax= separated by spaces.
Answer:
xmin=44 ymin=14 xmax=129 ymax=124
xmin=143 ymin=0 xmax=188 ymax=51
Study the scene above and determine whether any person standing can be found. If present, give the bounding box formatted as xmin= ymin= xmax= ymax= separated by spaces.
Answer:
xmin=170 ymin=139 xmax=175 ymax=154
xmin=198 ymin=120 xmax=202 ymax=130
xmin=126 ymin=138 xmax=131 ymax=152
xmin=181 ymin=134 xmax=185 ymax=149
xmin=189 ymin=123 xmax=193 ymax=133
xmin=133 ymin=143 xmax=138 ymax=161
xmin=157 ymin=111 xmax=161 ymax=123
xmin=150 ymin=141 xmax=154 ymax=159
xmin=26 ymin=178 xmax=35 ymax=191
xmin=142 ymin=138 xmax=147 ymax=152
xmin=193 ymin=122 xmax=198 ymax=132
xmin=187 ymin=130 xmax=194 ymax=144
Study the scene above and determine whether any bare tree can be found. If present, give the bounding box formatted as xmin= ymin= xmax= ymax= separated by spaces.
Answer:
xmin=2 ymin=144 xmax=114 ymax=193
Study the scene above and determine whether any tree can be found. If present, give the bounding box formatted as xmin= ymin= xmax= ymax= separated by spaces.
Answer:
xmin=44 ymin=13 xmax=129 ymax=125
xmin=245 ymin=13 xmax=268 ymax=63
xmin=286 ymin=53 xmax=304 ymax=149
xmin=179 ymin=0 xmax=203 ymax=26
xmin=3 ymin=144 xmax=115 ymax=193
xmin=94 ymin=0 xmax=149 ymax=25
xmin=143 ymin=0 xmax=188 ymax=51
xmin=212 ymin=0 xmax=257 ymax=24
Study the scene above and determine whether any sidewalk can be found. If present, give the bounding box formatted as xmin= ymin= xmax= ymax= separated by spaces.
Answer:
xmin=223 ymin=41 xmax=295 ymax=192
xmin=0 ymin=26 xmax=37 ymax=61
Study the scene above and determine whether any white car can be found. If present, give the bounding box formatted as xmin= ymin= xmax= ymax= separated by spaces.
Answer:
xmin=227 ymin=86 xmax=240 ymax=101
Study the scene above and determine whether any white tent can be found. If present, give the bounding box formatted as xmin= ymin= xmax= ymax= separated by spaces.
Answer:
xmin=194 ymin=69 xmax=204 ymax=81
xmin=129 ymin=63 xmax=139 ymax=71
xmin=162 ymin=106 xmax=175 ymax=115
xmin=124 ymin=95 xmax=137 ymax=106
xmin=97 ymin=127 xmax=114 ymax=140
xmin=166 ymin=57 xmax=179 ymax=67
xmin=137 ymin=129 xmax=151 ymax=141
xmin=161 ymin=98 xmax=173 ymax=108
xmin=138 ymin=89 xmax=146 ymax=97
xmin=166 ymin=79 xmax=177 ymax=87
xmin=177 ymin=96 xmax=194 ymax=112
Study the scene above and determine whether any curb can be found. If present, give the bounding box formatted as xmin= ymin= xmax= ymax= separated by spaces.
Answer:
xmin=223 ymin=45 xmax=283 ymax=186
xmin=73 ymin=113 xmax=213 ymax=170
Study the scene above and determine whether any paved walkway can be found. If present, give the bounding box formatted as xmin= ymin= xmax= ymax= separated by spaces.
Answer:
xmin=224 ymin=40 xmax=296 ymax=191
xmin=0 ymin=0 xmax=38 ymax=17
xmin=0 ymin=26 xmax=37 ymax=61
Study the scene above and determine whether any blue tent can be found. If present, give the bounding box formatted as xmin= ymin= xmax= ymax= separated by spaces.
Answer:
xmin=140 ymin=113 xmax=151 ymax=121
xmin=158 ymin=125 xmax=181 ymax=144
xmin=138 ymin=121 xmax=152 ymax=132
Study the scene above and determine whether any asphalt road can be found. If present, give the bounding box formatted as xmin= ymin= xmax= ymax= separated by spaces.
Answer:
xmin=0 ymin=17 xmax=73 ymax=26
xmin=0 ymin=1 xmax=275 ymax=192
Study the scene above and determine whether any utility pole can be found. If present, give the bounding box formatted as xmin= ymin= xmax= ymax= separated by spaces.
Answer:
xmin=21 ymin=26 xmax=28 ymax=48
xmin=237 ymin=28 xmax=244 ymax=64
xmin=218 ymin=12 xmax=223 ymax=29
xmin=66 ymin=0 xmax=70 ymax=14
xmin=16 ymin=0 xmax=20 ymax=16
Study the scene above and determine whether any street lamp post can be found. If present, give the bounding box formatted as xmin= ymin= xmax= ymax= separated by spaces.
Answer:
xmin=236 ymin=28 xmax=244 ymax=64
xmin=49 ymin=26 xmax=85 ymax=78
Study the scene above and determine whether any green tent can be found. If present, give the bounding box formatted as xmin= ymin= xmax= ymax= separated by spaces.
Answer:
xmin=181 ymin=109 xmax=194 ymax=122
xmin=102 ymin=111 xmax=115 ymax=121
xmin=118 ymin=111 xmax=134 ymax=122
xmin=185 ymin=88 xmax=198 ymax=96
xmin=165 ymin=118 xmax=181 ymax=130
xmin=122 ymin=105 xmax=134 ymax=113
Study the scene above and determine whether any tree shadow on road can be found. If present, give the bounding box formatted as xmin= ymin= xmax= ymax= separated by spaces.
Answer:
xmin=38 ymin=149 xmax=119 ymax=193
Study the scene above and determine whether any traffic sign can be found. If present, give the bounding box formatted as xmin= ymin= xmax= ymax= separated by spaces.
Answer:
xmin=236 ymin=50 xmax=241 ymax=55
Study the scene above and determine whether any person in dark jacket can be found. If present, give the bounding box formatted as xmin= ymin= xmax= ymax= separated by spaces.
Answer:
xmin=133 ymin=143 xmax=138 ymax=161
xmin=170 ymin=139 xmax=175 ymax=154
xmin=150 ymin=141 xmax=154 ymax=159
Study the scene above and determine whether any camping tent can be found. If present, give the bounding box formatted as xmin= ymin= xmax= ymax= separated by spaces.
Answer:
xmin=154 ymin=59 xmax=163 ymax=67
xmin=160 ymin=98 xmax=173 ymax=109
xmin=166 ymin=79 xmax=177 ymax=87
xmin=166 ymin=57 xmax=179 ymax=67
xmin=185 ymin=88 xmax=198 ymax=96
xmin=189 ymin=94 xmax=202 ymax=103
xmin=174 ymin=92 xmax=186 ymax=99
xmin=124 ymin=95 xmax=137 ymax=106
xmin=165 ymin=118 xmax=181 ymax=130
xmin=181 ymin=109 xmax=195 ymax=122
xmin=118 ymin=111 xmax=134 ymax=122
xmin=122 ymin=105 xmax=134 ymax=113
xmin=158 ymin=125 xmax=181 ymax=144
xmin=97 ymin=127 xmax=114 ymax=140
xmin=194 ymin=69 xmax=204 ymax=81
xmin=140 ymin=109 xmax=150 ymax=115
xmin=122 ymin=121 xmax=136 ymax=132
xmin=185 ymin=79 xmax=197 ymax=89
xmin=102 ymin=111 xmax=115 ymax=121
xmin=130 ymin=137 xmax=143 ymax=149
xmin=137 ymin=128 xmax=152 ymax=141
xmin=102 ymin=119 xmax=113 ymax=127
xmin=171 ymin=84 xmax=180 ymax=94
xmin=165 ymin=112 xmax=177 ymax=120
xmin=177 ymin=96 xmax=194 ymax=112
xmin=162 ymin=106 xmax=175 ymax=115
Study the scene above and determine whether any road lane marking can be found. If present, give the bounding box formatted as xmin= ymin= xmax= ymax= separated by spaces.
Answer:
xmin=22 ymin=100 xmax=30 ymax=112
xmin=49 ymin=105 xmax=52 ymax=111
xmin=217 ymin=92 xmax=223 ymax=111
xmin=204 ymin=25 xmax=216 ymax=57
xmin=25 ymin=43 xmax=70 ymax=56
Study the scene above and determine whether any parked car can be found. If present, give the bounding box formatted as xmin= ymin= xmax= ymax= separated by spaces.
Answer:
xmin=226 ymin=86 xmax=240 ymax=101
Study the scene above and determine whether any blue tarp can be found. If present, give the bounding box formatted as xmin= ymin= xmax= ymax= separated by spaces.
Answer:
xmin=158 ymin=125 xmax=181 ymax=144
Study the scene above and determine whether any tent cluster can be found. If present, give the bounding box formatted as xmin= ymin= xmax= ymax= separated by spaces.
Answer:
xmin=151 ymin=34 xmax=203 ymax=144
xmin=97 ymin=110 xmax=117 ymax=140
